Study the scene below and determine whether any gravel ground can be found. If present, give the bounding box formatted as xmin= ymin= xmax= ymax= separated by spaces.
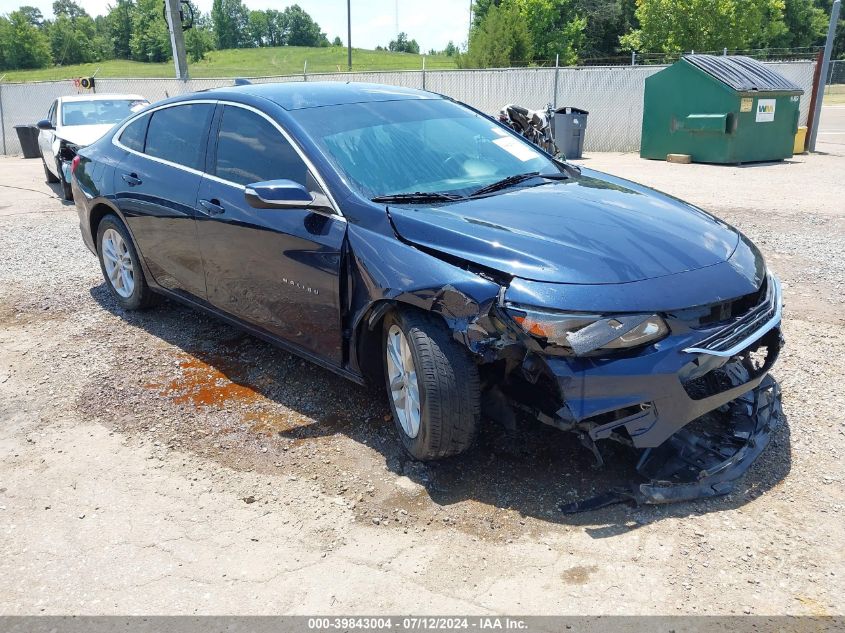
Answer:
xmin=0 ymin=145 xmax=843 ymax=615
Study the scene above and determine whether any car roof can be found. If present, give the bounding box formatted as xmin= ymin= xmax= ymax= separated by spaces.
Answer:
xmin=59 ymin=94 xmax=147 ymax=103
xmin=201 ymin=81 xmax=438 ymax=111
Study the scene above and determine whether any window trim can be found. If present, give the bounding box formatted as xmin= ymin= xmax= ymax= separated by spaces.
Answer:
xmin=118 ymin=112 xmax=152 ymax=154
xmin=137 ymin=101 xmax=215 ymax=173
xmin=112 ymin=99 xmax=343 ymax=218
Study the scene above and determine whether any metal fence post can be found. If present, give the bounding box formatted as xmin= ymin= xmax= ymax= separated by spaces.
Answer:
xmin=631 ymin=51 xmax=636 ymax=65
xmin=0 ymin=77 xmax=6 ymax=156
xmin=553 ymin=54 xmax=560 ymax=108
xmin=303 ymin=60 xmax=308 ymax=82
xmin=422 ymin=55 xmax=426 ymax=90
xmin=809 ymin=0 xmax=840 ymax=151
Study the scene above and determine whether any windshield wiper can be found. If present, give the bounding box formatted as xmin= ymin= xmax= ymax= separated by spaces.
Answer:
xmin=371 ymin=192 xmax=465 ymax=204
xmin=470 ymin=171 xmax=569 ymax=198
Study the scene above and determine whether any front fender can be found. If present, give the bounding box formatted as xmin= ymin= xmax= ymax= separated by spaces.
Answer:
xmin=344 ymin=223 xmax=503 ymax=378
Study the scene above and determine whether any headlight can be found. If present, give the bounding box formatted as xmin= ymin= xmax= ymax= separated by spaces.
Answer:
xmin=506 ymin=305 xmax=668 ymax=355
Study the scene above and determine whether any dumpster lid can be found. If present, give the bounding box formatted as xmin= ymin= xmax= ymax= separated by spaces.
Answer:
xmin=555 ymin=107 xmax=589 ymax=115
xmin=684 ymin=54 xmax=803 ymax=93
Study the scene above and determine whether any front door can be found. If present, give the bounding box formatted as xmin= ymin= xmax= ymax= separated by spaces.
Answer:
xmin=112 ymin=102 xmax=214 ymax=300
xmin=195 ymin=104 xmax=346 ymax=364
xmin=38 ymin=100 xmax=57 ymax=170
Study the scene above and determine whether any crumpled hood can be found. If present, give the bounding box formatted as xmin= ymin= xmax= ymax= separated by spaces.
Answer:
xmin=387 ymin=168 xmax=740 ymax=284
xmin=55 ymin=124 xmax=116 ymax=147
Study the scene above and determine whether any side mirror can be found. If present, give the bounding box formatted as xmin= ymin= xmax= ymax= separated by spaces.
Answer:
xmin=245 ymin=179 xmax=323 ymax=210
xmin=37 ymin=119 xmax=54 ymax=130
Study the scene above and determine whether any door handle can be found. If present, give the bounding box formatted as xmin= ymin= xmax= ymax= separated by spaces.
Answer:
xmin=121 ymin=172 xmax=142 ymax=186
xmin=199 ymin=198 xmax=225 ymax=216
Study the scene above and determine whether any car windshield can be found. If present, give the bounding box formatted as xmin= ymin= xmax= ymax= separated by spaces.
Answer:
xmin=61 ymin=99 xmax=148 ymax=126
xmin=293 ymin=98 xmax=558 ymax=199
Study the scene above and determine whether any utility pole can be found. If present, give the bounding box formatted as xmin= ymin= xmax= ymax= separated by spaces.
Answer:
xmin=347 ymin=0 xmax=352 ymax=71
xmin=164 ymin=0 xmax=189 ymax=80
xmin=808 ymin=0 xmax=841 ymax=151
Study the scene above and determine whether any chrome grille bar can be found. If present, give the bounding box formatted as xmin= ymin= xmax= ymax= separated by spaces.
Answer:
xmin=683 ymin=275 xmax=782 ymax=357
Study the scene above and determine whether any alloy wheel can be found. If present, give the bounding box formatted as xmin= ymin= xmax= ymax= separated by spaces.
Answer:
xmin=386 ymin=324 xmax=421 ymax=438
xmin=101 ymin=228 xmax=135 ymax=298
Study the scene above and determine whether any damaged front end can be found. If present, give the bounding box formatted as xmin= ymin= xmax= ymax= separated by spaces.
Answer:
xmin=559 ymin=374 xmax=782 ymax=512
xmin=355 ymin=200 xmax=784 ymax=512
xmin=482 ymin=273 xmax=785 ymax=512
xmin=57 ymin=141 xmax=80 ymax=182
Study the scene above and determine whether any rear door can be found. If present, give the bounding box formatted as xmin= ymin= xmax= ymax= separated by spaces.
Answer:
xmin=194 ymin=103 xmax=346 ymax=364
xmin=112 ymin=102 xmax=215 ymax=300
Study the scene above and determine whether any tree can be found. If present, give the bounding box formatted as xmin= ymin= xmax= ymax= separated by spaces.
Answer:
xmin=469 ymin=0 xmax=584 ymax=64
xmin=620 ymin=0 xmax=788 ymax=52
xmin=105 ymin=0 xmax=134 ymax=59
xmin=265 ymin=9 xmax=287 ymax=46
xmin=575 ymin=0 xmax=637 ymax=57
xmin=2 ymin=9 xmax=52 ymax=68
xmin=185 ymin=8 xmax=215 ymax=61
xmin=247 ymin=9 xmax=269 ymax=46
xmin=49 ymin=15 xmax=96 ymax=64
xmin=47 ymin=1 xmax=106 ymax=65
xmin=16 ymin=5 xmax=45 ymax=27
xmin=460 ymin=2 xmax=532 ymax=67
xmin=444 ymin=40 xmax=458 ymax=56
xmin=284 ymin=4 xmax=327 ymax=46
xmin=771 ymin=0 xmax=827 ymax=47
xmin=211 ymin=0 xmax=249 ymax=49
xmin=130 ymin=0 xmax=170 ymax=62
xmin=332 ymin=36 xmax=342 ymax=46
xmin=388 ymin=32 xmax=420 ymax=53
xmin=0 ymin=17 xmax=11 ymax=69
xmin=510 ymin=0 xmax=585 ymax=63
xmin=53 ymin=0 xmax=88 ymax=20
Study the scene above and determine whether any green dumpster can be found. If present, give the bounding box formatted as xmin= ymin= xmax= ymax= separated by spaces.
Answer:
xmin=640 ymin=55 xmax=804 ymax=164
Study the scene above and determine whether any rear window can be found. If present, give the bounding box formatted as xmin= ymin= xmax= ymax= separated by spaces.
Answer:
xmin=119 ymin=115 xmax=150 ymax=153
xmin=213 ymin=105 xmax=308 ymax=187
xmin=145 ymin=104 xmax=214 ymax=170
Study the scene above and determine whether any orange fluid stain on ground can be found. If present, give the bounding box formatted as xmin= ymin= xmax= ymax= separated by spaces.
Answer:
xmin=148 ymin=353 xmax=265 ymax=409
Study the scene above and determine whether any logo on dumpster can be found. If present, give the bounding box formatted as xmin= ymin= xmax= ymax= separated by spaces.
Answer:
xmin=756 ymin=99 xmax=776 ymax=123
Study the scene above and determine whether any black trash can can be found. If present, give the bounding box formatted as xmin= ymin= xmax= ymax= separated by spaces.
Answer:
xmin=553 ymin=107 xmax=589 ymax=159
xmin=14 ymin=125 xmax=41 ymax=159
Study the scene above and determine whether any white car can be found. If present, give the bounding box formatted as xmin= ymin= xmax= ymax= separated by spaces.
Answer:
xmin=37 ymin=94 xmax=149 ymax=200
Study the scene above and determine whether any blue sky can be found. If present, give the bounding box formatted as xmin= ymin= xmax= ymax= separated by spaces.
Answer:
xmin=0 ymin=0 xmax=473 ymax=51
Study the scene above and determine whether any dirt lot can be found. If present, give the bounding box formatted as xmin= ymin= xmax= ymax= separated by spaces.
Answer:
xmin=1 ymin=135 xmax=844 ymax=614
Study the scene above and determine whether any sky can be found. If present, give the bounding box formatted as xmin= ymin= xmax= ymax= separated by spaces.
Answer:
xmin=0 ymin=0 xmax=473 ymax=51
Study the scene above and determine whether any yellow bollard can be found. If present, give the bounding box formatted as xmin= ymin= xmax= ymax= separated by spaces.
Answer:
xmin=794 ymin=126 xmax=808 ymax=154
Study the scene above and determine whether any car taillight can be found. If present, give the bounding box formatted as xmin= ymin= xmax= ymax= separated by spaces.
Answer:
xmin=71 ymin=155 xmax=81 ymax=175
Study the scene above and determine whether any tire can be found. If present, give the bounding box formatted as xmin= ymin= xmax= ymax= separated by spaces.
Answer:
xmin=383 ymin=308 xmax=480 ymax=460
xmin=96 ymin=214 xmax=159 ymax=310
xmin=42 ymin=154 xmax=59 ymax=183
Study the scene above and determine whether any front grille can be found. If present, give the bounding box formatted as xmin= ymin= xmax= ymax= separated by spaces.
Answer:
xmin=668 ymin=277 xmax=768 ymax=327
xmin=683 ymin=275 xmax=781 ymax=356
xmin=682 ymin=328 xmax=779 ymax=400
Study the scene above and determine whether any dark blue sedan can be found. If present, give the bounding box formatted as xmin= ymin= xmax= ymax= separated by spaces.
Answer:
xmin=72 ymin=82 xmax=783 ymax=510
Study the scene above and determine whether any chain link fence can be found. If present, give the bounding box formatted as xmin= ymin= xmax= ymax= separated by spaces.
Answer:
xmin=828 ymin=59 xmax=845 ymax=86
xmin=0 ymin=60 xmax=817 ymax=156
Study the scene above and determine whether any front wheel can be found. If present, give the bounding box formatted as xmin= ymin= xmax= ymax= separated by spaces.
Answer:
xmin=96 ymin=214 xmax=159 ymax=310
xmin=384 ymin=309 xmax=480 ymax=460
xmin=42 ymin=154 xmax=59 ymax=183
